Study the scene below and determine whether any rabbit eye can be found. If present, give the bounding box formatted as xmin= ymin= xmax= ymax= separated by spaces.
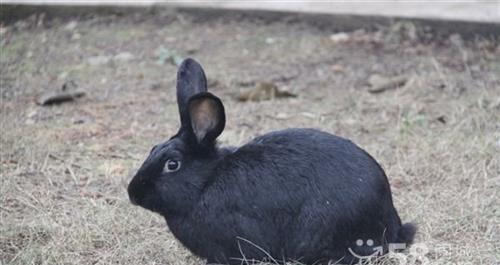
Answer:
xmin=164 ymin=159 xmax=181 ymax=172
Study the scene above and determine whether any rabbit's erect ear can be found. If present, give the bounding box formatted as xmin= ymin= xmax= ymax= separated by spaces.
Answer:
xmin=187 ymin=93 xmax=225 ymax=145
xmin=176 ymin=58 xmax=208 ymax=128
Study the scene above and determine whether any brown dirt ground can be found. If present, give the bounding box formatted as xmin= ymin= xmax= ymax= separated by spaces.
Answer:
xmin=1 ymin=8 xmax=499 ymax=265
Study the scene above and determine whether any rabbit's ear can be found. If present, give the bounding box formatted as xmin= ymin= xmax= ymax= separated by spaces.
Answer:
xmin=176 ymin=58 xmax=208 ymax=128
xmin=187 ymin=93 xmax=225 ymax=145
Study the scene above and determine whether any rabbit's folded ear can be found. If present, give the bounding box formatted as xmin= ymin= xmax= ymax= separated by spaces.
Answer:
xmin=176 ymin=58 xmax=208 ymax=128
xmin=187 ymin=93 xmax=225 ymax=145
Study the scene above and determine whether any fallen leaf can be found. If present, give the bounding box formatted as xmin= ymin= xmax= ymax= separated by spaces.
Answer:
xmin=236 ymin=82 xmax=297 ymax=102
xmin=36 ymin=81 xmax=85 ymax=105
xmin=367 ymin=74 xmax=408 ymax=93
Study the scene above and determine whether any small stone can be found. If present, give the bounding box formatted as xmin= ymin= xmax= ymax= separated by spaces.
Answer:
xmin=114 ymin=52 xmax=134 ymax=62
xmin=301 ymin=112 xmax=316 ymax=119
xmin=330 ymin=32 xmax=350 ymax=43
xmin=275 ymin=113 xmax=289 ymax=120
xmin=150 ymin=82 xmax=161 ymax=90
xmin=26 ymin=110 xmax=37 ymax=119
xmin=0 ymin=26 xmax=8 ymax=35
xmin=489 ymin=98 xmax=500 ymax=110
xmin=58 ymin=71 xmax=68 ymax=80
xmin=186 ymin=47 xmax=199 ymax=54
xmin=71 ymin=33 xmax=81 ymax=40
xmin=87 ymin=55 xmax=111 ymax=66
xmin=62 ymin=80 xmax=78 ymax=91
xmin=470 ymin=65 xmax=481 ymax=72
xmin=72 ymin=117 xmax=88 ymax=124
xmin=265 ymin=37 xmax=276 ymax=44
xmin=65 ymin=21 xmax=78 ymax=31
xmin=449 ymin=34 xmax=463 ymax=47
xmin=332 ymin=64 xmax=345 ymax=73
xmin=207 ymin=79 xmax=219 ymax=88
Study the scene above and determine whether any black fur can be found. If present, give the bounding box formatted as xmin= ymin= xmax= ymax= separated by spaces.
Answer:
xmin=176 ymin=58 xmax=208 ymax=129
xmin=128 ymin=58 xmax=416 ymax=264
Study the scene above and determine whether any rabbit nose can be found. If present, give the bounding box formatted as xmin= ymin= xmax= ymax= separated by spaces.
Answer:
xmin=127 ymin=178 xmax=143 ymax=206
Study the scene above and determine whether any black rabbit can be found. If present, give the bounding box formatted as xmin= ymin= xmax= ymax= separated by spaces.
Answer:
xmin=128 ymin=58 xmax=416 ymax=264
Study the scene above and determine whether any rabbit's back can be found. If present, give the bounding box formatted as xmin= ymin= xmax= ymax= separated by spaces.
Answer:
xmin=169 ymin=128 xmax=404 ymax=264
xmin=222 ymin=128 xmax=391 ymax=205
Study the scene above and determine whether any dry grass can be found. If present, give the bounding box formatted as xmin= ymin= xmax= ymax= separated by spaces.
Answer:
xmin=1 ymin=9 xmax=499 ymax=265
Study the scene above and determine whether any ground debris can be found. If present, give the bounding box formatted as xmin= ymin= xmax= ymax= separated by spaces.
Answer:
xmin=389 ymin=21 xmax=418 ymax=41
xmin=113 ymin=52 xmax=134 ymax=62
xmin=330 ymin=32 xmax=350 ymax=43
xmin=367 ymin=74 xmax=408 ymax=93
xmin=87 ymin=55 xmax=111 ymax=66
xmin=236 ymin=82 xmax=297 ymax=102
xmin=435 ymin=115 xmax=447 ymax=124
xmin=64 ymin=20 xmax=78 ymax=31
xmin=36 ymin=81 xmax=85 ymax=105
xmin=332 ymin=64 xmax=346 ymax=73
xmin=2 ymin=10 xmax=498 ymax=265
xmin=156 ymin=46 xmax=183 ymax=66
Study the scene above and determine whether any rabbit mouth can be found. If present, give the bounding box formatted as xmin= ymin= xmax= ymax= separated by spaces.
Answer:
xmin=127 ymin=177 xmax=150 ymax=207
xmin=129 ymin=194 xmax=140 ymax=206
xmin=128 ymin=193 xmax=160 ymax=212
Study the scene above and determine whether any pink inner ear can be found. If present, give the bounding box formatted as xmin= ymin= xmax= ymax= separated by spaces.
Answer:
xmin=189 ymin=98 xmax=219 ymax=142
xmin=192 ymin=113 xmax=214 ymax=142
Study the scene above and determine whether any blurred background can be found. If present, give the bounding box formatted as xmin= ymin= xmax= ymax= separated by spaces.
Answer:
xmin=1 ymin=1 xmax=499 ymax=265
xmin=4 ymin=0 xmax=500 ymax=23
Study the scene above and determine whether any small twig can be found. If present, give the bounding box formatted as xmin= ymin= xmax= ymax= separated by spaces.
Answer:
xmin=41 ymin=171 xmax=54 ymax=187
xmin=0 ymin=205 xmax=12 ymax=213
xmin=430 ymin=57 xmax=450 ymax=89
xmin=235 ymin=240 xmax=249 ymax=265
xmin=263 ymin=114 xmax=290 ymax=121
xmin=236 ymin=236 xmax=279 ymax=264
xmin=48 ymin=153 xmax=90 ymax=171
xmin=66 ymin=165 xmax=79 ymax=185
xmin=107 ymin=153 xmax=132 ymax=159
xmin=41 ymin=153 xmax=49 ymax=172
